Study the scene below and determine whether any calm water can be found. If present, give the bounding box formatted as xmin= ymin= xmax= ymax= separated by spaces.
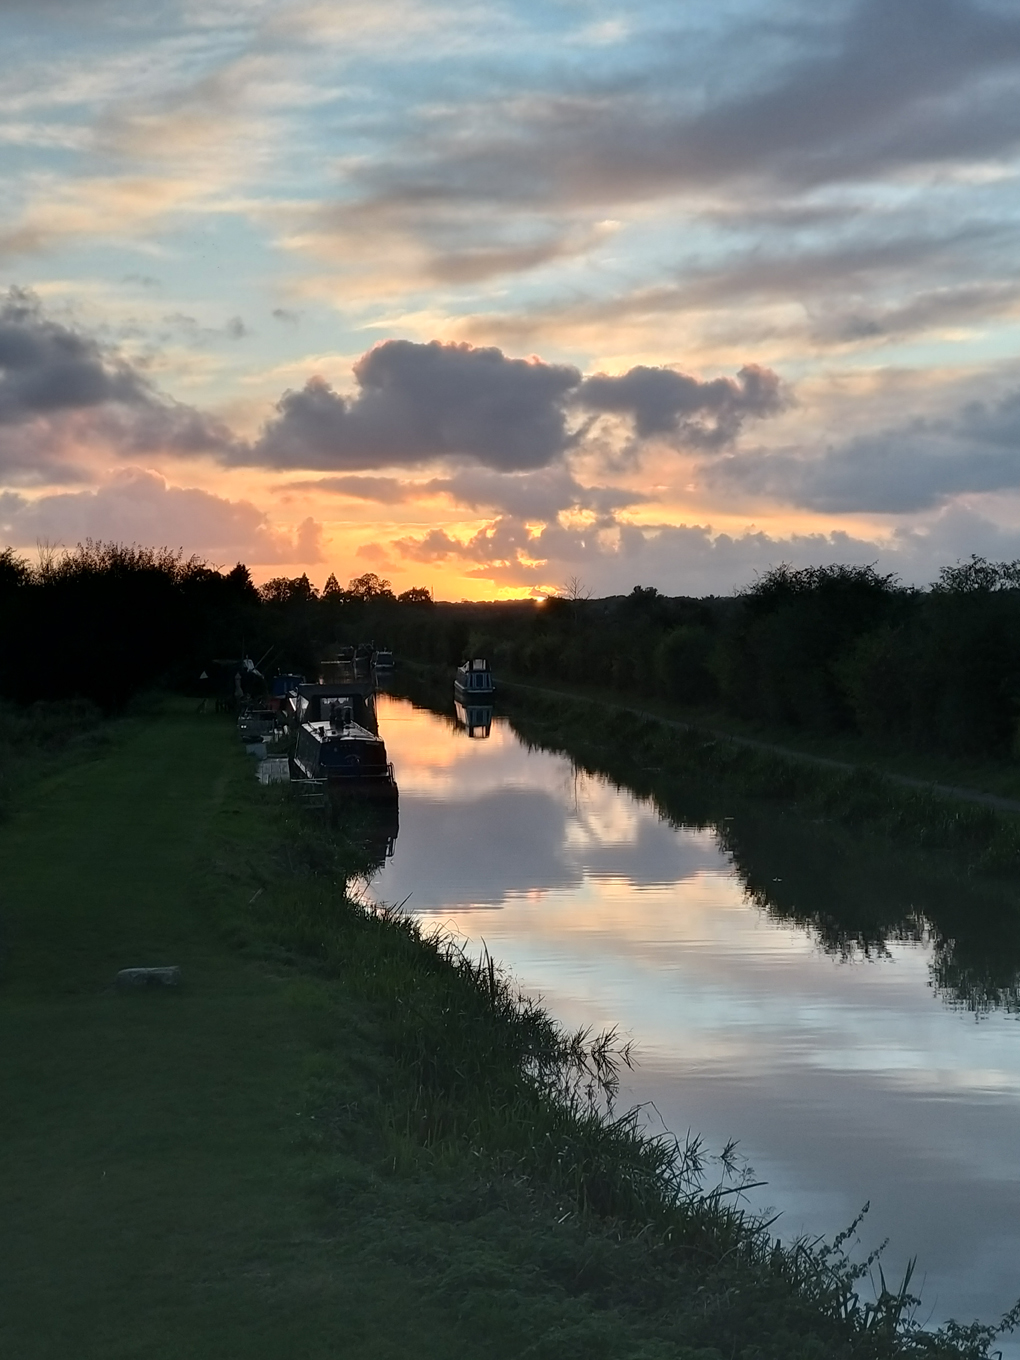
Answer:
xmin=366 ymin=693 xmax=1020 ymax=1341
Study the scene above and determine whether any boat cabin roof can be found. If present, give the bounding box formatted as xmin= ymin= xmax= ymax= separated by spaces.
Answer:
xmin=297 ymin=681 xmax=375 ymax=698
xmin=303 ymin=718 xmax=381 ymax=745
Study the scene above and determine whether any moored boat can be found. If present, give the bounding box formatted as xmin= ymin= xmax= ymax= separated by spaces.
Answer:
xmin=454 ymin=658 xmax=495 ymax=701
xmin=293 ymin=714 xmax=397 ymax=799
xmin=286 ymin=681 xmax=377 ymax=732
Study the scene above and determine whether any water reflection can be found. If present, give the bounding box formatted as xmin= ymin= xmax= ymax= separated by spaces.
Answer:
xmin=455 ymin=700 xmax=494 ymax=738
xmin=328 ymin=790 xmax=399 ymax=873
xmin=721 ymin=815 xmax=1020 ymax=1014
xmin=365 ymin=691 xmax=1020 ymax=1339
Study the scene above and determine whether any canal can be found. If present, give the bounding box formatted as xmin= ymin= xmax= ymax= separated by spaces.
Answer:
xmin=364 ymin=688 xmax=1020 ymax=1343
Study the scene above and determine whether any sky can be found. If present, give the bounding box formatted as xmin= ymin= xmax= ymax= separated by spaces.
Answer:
xmin=3 ymin=0 xmax=1020 ymax=598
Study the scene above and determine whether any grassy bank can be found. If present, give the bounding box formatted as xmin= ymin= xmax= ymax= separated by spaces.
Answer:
xmin=1 ymin=702 xmax=1014 ymax=1357
xmin=492 ymin=670 xmax=1020 ymax=805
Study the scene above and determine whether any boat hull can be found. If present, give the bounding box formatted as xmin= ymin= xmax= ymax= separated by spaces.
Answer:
xmin=454 ymin=679 xmax=495 ymax=701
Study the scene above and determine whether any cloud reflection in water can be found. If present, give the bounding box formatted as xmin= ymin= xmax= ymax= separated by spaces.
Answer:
xmin=368 ymin=696 xmax=1020 ymax=1344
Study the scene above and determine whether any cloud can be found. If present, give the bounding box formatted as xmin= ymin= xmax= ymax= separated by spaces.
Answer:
xmin=394 ymin=501 xmax=1020 ymax=598
xmin=705 ymin=383 xmax=1020 ymax=513
xmin=249 ymin=340 xmax=581 ymax=472
xmin=278 ymin=466 xmax=645 ymax=519
xmin=246 ymin=339 xmax=782 ymax=472
xmin=0 ymin=469 xmax=324 ymax=564
xmin=283 ymin=474 xmax=417 ymax=503
xmin=392 ymin=510 xmax=884 ymax=594
xmin=0 ymin=286 xmax=148 ymax=421
xmin=342 ymin=0 xmax=1020 ymax=227
xmin=0 ymin=288 xmax=241 ymax=479
xmin=577 ymin=364 xmax=785 ymax=448
xmin=426 ymin=465 xmax=647 ymax=519
xmin=0 ymin=299 xmax=782 ymax=481
xmin=450 ymin=214 xmax=1020 ymax=360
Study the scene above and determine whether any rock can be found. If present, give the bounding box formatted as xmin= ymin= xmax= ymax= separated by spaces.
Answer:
xmin=115 ymin=966 xmax=181 ymax=990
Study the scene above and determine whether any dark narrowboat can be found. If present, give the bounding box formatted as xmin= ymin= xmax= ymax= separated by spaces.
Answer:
xmin=455 ymin=658 xmax=495 ymax=700
xmin=293 ymin=715 xmax=397 ymax=800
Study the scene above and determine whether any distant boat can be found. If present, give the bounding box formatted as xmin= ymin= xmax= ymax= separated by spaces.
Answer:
xmin=354 ymin=643 xmax=374 ymax=679
xmin=293 ymin=715 xmax=397 ymax=800
xmin=455 ymin=658 xmax=495 ymax=701
xmin=455 ymin=700 xmax=493 ymax=738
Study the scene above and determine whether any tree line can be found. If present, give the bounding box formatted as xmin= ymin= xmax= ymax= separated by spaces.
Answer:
xmin=0 ymin=546 xmax=434 ymax=710
xmin=4 ymin=540 xmax=1020 ymax=761
xmin=382 ymin=558 xmax=1020 ymax=762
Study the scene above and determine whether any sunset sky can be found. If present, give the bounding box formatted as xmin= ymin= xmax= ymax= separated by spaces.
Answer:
xmin=4 ymin=0 xmax=1020 ymax=597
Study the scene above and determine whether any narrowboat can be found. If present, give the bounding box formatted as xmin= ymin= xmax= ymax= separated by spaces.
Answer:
xmin=293 ymin=715 xmax=397 ymax=799
xmin=287 ymin=681 xmax=377 ymax=732
xmin=454 ymin=658 xmax=495 ymax=700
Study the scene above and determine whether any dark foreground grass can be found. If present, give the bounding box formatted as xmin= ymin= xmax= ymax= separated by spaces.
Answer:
xmin=1 ymin=702 xmax=1016 ymax=1358
xmin=0 ymin=696 xmax=106 ymax=824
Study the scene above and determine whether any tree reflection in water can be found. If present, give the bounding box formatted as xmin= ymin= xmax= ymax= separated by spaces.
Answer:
xmin=386 ymin=670 xmax=1020 ymax=1016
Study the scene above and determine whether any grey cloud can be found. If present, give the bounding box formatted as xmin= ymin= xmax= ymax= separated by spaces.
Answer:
xmin=341 ymin=0 xmax=1020 ymax=225
xmin=283 ymin=474 xmax=416 ymax=503
xmin=0 ymin=469 xmax=324 ymax=564
xmin=424 ymin=466 xmax=646 ymax=519
xmin=247 ymin=339 xmax=781 ymax=473
xmin=424 ymin=231 xmax=600 ymax=286
xmin=705 ymin=384 xmax=1020 ymax=514
xmin=460 ymin=219 xmax=1019 ymax=357
xmin=0 ymin=287 xmax=148 ymax=422
xmin=277 ymin=466 xmax=644 ymax=519
xmin=0 ymin=288 xmax=241 ymax=476
xmin=160 ymin=312 xmax=251 ymax=344
xmin=809 ymin=280 xmax=1020 ymax=345
xmin=394 ymin=509 xmax=891 ymax=595
xmin=0 ymin=298 xmax=781 ymax=480
xmin=250 ymin=340 xmax=581 ymax=473
xmin=577 ymin=364 xmax=785 ymax=448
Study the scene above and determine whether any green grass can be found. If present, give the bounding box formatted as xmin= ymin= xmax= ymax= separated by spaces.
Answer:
xmin=0 ymin=705 xmax=470 ymax=1358
xmin=1 ymin=700 xmax=1015 ymax=1358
